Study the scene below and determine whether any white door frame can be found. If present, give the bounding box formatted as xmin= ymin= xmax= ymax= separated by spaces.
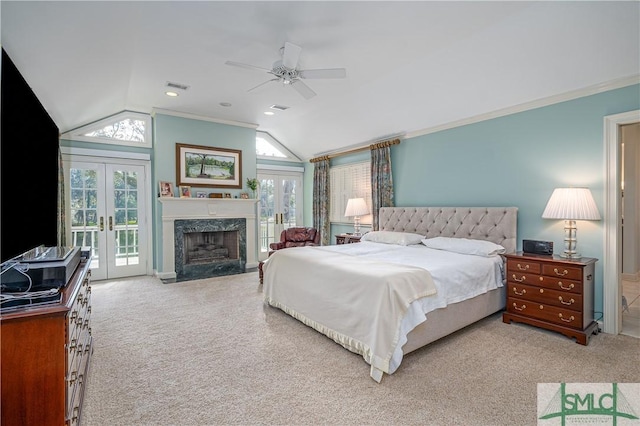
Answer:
xmin=603 ymin=110 xmax=640 ymax=334
xmin=61 ymin=147 xmax=153 ymax=278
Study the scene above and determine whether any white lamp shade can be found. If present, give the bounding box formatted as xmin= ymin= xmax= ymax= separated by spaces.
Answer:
xmin=541 ymin=187 xmax=601 ymax=220
xmin=344 ymin=198 xmax=370 ymax=217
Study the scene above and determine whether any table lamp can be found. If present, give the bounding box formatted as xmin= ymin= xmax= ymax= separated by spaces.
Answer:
xmin=541 ymin=187 xmax=601 ymax=258
xmin=344 ymin=198 xmax=369 ymax=236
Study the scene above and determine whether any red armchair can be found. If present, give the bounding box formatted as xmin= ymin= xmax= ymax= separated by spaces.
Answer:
xmin=269 ymin=227 xmax=321 ymax=253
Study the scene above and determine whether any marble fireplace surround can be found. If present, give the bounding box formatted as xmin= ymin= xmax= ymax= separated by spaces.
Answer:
xmin=157 ymin=198 xmax=259 ymax=282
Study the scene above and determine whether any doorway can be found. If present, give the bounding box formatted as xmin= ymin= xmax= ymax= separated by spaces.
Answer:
xmin=257 ymin=170 xmax=303 ymax=261
xmin=620 ymin=122 xmax=640 ymax=337
xmin=603 ymin=110 xmax=640 ymax=336
xmin=62 ymin=150 xmax=152 ymax=281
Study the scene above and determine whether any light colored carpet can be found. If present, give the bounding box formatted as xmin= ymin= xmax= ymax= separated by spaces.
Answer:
xmin=81 ymin=272 xmax=640 ymax=426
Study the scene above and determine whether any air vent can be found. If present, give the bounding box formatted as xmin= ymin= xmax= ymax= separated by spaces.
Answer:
xmin=166 ymin=81 xmax=190 ymax=91
xmin=270 ymin=104 xmax=289 ymax=111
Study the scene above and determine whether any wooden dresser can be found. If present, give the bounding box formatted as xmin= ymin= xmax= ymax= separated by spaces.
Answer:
xmin=1 ymin=260 xmax=92 ymax=426
xmin=502 ymin=252 xmax=599 ymax=345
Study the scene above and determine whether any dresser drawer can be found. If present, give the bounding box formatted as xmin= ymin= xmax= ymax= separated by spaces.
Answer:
xmin=507 ymin=259 xmax=541 ymax=274
xmin=508 ymin=297 xmax=583 ymax=329
xmin=507 ymin=283 xmax=583 ymax=310
xmin=507 ymin=271 xmax=541 ymax=286
xmin=538 ymin=276 xmax=583 ymax=294
xmin=542 ymin=264 xmax=583 ymax=281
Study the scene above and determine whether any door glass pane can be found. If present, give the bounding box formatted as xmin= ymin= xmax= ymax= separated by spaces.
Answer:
xmin=113 ymin=169 xmax=139 ymax=266
xmin=281 ymin=178 xmax=297 ymax=228
xmin=70 ymin=168 xmax=100 ymax=270
xmin=259 ymin=178 xmax=275 ymax=253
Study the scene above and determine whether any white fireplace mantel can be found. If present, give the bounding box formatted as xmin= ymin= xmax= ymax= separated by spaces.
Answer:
xmin=157 ymin=198 xmax=259 ymax=280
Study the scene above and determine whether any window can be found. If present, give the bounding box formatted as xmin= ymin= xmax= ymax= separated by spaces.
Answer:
xmin=60 ymin=111 xmax=152 ymax=148
xmin=256 ymin=131 xmax=301 ymax=162
xmin=330 ymin=161 xmax=373 ymax=224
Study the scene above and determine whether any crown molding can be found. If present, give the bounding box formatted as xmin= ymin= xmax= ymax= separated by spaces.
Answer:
xmin=151 ymin=108 xmax=259 ymax=129
xmin=406 ymin=75 xmax=640 ymax=139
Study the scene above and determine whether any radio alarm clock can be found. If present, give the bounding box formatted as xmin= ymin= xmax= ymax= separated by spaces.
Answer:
xmin=522 ymin=239 xmax=553 ymax=255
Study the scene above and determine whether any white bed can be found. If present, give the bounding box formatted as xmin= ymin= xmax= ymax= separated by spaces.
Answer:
xmin=262 ymin=207 xmax=518 ymax=382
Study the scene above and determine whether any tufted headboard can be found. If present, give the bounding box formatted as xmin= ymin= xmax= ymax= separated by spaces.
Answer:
xmin=378 ymin=207 xmax=518 ymax=254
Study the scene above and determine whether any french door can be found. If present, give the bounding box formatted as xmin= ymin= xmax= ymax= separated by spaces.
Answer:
xmin=257 ymin=171 xmax=303 ymax=260
xmin=64 ymin=157 xmax=150 ymax=281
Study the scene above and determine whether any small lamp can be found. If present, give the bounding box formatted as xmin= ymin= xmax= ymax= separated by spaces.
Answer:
xmin=542 ymin=187 xmax=601 ymax=258
xmin=344 ymin=198 xmax=369 ymax=236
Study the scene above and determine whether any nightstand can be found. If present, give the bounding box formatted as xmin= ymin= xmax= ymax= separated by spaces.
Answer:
xmin=336 ymin=234 xmax=362 ymax=244
xmin=502 ymin=252 xmax=599 ymax=345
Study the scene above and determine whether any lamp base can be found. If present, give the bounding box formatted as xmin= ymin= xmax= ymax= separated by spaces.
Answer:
xmin=353 ymin=216 xmax=361 ymax=236
xmin=560 ymin=252 xmax=582 ymax=259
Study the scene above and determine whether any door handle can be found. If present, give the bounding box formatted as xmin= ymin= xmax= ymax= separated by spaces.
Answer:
xmin=99 ymin=217 xmax=104 ymax=232
xmin=109 ymin=216 xmax=113 ymax=231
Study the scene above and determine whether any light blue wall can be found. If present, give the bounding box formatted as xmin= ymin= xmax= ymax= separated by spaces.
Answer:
xmin=315 ymin=83 xmax=639 ymax=316
xmin=153 ymin=113 xmax=257 ymax=272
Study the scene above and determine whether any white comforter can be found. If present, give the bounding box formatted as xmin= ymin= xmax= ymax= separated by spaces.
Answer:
xmin=262 ymin=241 xmax=505 ymax=382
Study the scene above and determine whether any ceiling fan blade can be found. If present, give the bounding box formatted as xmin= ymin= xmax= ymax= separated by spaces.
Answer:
xmin=291 ymin=79 xmax=316 ymax=100
xmin=247 ymin=78 xmax=279 ymax=93
xmin=225 ymin=60 xmax=271 ymax=73
xmin=298 ymin=68 xmax=347 ymax=79
xmin=282 ymin=42 xmax=302 ymax=69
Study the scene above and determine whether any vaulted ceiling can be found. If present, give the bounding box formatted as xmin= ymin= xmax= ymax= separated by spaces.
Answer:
xmin=2 ymin=1 xmax=638 ymax=160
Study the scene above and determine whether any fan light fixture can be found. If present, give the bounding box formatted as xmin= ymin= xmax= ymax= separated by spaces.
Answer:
xmin=541 ymin=187 xmax=601 ymax=258
xmin=344 ymin=198 xmax=369 ymax=236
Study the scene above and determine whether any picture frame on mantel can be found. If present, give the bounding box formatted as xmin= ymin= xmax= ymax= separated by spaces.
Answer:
xmin=159 ymin=181 xmax=174 ymax=198
xmin=176 ymin=143 xmax=242 ymax=188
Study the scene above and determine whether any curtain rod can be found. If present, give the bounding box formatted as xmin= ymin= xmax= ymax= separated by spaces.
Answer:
xmin=310 ymin=138 xmax=401 ymax=163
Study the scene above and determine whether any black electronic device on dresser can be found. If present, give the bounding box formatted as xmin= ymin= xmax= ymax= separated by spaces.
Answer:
xmin=523 ymin=239 xmax=553 ymax=256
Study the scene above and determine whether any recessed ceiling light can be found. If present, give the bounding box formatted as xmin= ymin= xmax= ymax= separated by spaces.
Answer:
xmin=165 ymin=91 xmax=179 ymax=97
xmin=220 ymin=102 xmax=232 ymax=107
xmin=264 ymin=111 xmax=275 ymax=116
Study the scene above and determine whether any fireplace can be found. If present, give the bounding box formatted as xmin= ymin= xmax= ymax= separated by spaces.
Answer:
xmin=174 ymin=218 xmax=246 ymax=282
xmin=157 ymin=198 xmax=258 ymax=283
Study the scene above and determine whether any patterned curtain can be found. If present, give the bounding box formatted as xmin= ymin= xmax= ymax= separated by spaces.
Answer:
xmin=57 ymin=145 xmax=67 ymax=246
xmin=311 ymin=156 xmax=330 ymax=246
xmin=370 ymin=139 xmax=399 ymax=230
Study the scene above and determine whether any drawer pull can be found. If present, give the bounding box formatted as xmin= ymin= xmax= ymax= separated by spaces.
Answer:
xmin=558 ymin=296 xmax=575 ymax=306
xmin=70 ymin=311 xmax=78 ymax=321
xmin=72 ymin=407 xmax=79 ymax=423
xmin=516 ymin=263 xmax=529 ymax=271
xmin=512 ymin=275 xmax=525 ymax=283
xmin=69 ymin=339 xmax=77 ymax=351
xmin=558 ymin=282 xmax=574 ymax=291
xmin=553 ymin=268 xmax=568 ymax=276
xmin=558 ymin=313 xmax=575 ymax=323
xmin=69 ymin=371 xmax=77 ymax=384
xmin=513 ymin=288 xmax=526 ymax=296
xmin=513 ymin=303 xmax=526 ymax=311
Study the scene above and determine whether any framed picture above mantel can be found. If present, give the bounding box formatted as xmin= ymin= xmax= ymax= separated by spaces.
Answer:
xmin=175 ymin=143 xmax=242 ymax=188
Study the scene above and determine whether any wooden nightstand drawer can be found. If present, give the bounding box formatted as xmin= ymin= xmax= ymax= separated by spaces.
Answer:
xmin=542 ymin=264 xmax=583 ymax=281
xmin=507 ymin=283 xmax=583 ymax=310
xmin=506 ymin=271 xmax=541 ymax=286
xmin=538 ymin=276 xmax=583 ymax=294
xmin=508 ymin=297 xmax=583 ymax=329
xmin=507 ymin=260 xmax=541 ymax=274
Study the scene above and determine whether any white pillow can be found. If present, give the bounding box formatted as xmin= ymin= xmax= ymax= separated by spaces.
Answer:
xmin=421 ymin=237 xmax=506 ymax=257
xmin=360 ymin=231 xmax=424 ymax=246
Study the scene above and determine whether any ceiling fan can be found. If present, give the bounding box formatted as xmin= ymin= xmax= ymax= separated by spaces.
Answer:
xmin=225 ymin=42 xmax=346 ymax=100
